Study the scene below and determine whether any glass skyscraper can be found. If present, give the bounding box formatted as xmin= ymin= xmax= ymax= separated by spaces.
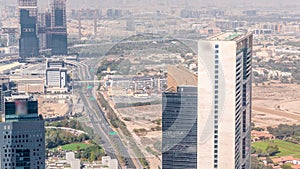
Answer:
xmin=50 ymin=0 xmax=68 ymax=55
xmin=0 ymin=96 xmax=45 ymax=169
xmin=162 ymin=85 xmax=197 ymax=169
xmin=19 ymin=0 xmax=39 ymax=60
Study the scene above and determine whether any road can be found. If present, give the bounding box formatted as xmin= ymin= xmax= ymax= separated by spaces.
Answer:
xmin=74 ymin=58 xmax=139 ymax=169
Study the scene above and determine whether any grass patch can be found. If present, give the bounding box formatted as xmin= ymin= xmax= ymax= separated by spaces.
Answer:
xmin=61 ymin=143 xmax=91 ymax=151
xmin=252 ymin=140 xmax=300 ymax=157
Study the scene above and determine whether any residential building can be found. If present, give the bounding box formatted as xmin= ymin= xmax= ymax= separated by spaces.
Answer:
xmin=198 ymin=31 xmax=253 ymax=169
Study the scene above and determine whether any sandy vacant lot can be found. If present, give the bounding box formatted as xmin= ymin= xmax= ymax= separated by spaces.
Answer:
xmin=38 ymin=97 xmax=69 ymax=118
xmin=252 ymin=83 xmax=300 ymax=128
xmin=118 ymin=104 xmax=162 ymax=169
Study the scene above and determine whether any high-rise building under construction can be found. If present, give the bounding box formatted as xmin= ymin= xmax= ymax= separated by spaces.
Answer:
xmin=50 ymin=0 xmax=67 ymax=55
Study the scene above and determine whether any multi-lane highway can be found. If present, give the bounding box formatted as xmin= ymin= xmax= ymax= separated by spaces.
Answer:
xmin=74 ymin=58 xmax=139 ymax=169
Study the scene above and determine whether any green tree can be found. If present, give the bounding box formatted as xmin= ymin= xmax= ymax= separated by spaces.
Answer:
xmin=266 ymin=144 xmax=279 ymax=156
xmin=266 ymin=157 xmax=273 ymax=164
xmin=256 ymin=148 xmax=263 ymax=154
xmin=281 ymin=164 xmax=293 ymax=169
xmin=251 ymin=157 xmax=265 ymax=169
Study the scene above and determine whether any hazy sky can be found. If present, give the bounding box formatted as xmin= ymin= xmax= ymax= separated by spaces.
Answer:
xmin=1 ymin=0 xmax=300 ymax=9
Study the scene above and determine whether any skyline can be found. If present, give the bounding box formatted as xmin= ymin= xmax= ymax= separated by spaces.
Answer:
xmin=0 ymin=0 xmax=300 ymax=169
xmin=1 ymin=0 xmax=300 ymax=9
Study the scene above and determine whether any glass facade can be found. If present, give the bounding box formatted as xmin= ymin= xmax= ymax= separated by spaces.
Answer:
xmin=235 ymin=35 xmax=253 ymax=169
xmin=162 ymin=86 xmax=197 ymax=169
xmin=19 ymin=9 xmax=39 ymax=59
xmin=5 ymin=101 xmax=39 ymax=122
xmin=0 ymin=121 xmax=45 ymax=169
xmin=51 ymin=0 xmax=67 ymax=55
xmin=0 ymin=99 xmax=45 ymax=169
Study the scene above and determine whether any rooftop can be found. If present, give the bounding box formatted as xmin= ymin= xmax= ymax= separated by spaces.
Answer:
xmin=166 ymin=65 xmax=198 ymax=92
xmin=208 ymin=31 xmax=251 ymax=41
xmin=5 ymin=95 xmax=36 ymax=102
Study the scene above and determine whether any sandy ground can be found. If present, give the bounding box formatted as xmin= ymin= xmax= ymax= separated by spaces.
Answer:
xmin=118 ymin=104 xmax=162 ymax=169
xmin=38 ymin=97 xmax=69 ymax=118
xmin=252 ymin=83 xmax=300 ymax=128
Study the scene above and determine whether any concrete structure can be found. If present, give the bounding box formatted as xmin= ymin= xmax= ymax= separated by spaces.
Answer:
xmin=10 ymin=76 xmax=45 ymax=94
xmin=198 ymin=31 xmax=253 ymax=169
xmin=162 ymin=86 xmax=197 ymax=169
xmin=66 ymin=152 xmax=80 ymax=169
xmin=45 ymin=59 xmax=68 ymax=91
xmin=46 ymin=68 xmax=67 ymax=88
xmin=0 ymin=96 xmax=45 ymax=168
xmin=47 ymin=59 xmax=65 ymax=68
xmin=18 ymin=0 xmax=39 ymax=60
xmin=47 ymin=152 xmax=80 ymax=169
xmin=1 ymin=28 xmax=18 ymax=47
xmin=47 ymin=155 xmax=118 ymax=169
xmin=102 ymin=156 xmax=118 ymax=169
xmin=0 ymin=46 xmax=18 ymax=54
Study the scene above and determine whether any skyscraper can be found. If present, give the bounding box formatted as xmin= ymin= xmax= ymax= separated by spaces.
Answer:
xmin=0 ymin=76 xmax=10 ymax=114
xmin=162 ymin=85 xmax=197 ymax=169
xmin=19 ymin=0 xmax=39 ymax=60
xmin=198 ymin=31 xmax=253 ymax=169
xmin=0 ymin=96 xmax=45 ymax=168
xmin=50 ymin=0 xmax=68 ymax=55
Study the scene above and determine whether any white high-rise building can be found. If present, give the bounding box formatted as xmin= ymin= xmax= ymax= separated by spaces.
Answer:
xmin=45 ymin=59 xmax=67 ymax=91
xmin=198 ymin=31 xmax=253 ymax=169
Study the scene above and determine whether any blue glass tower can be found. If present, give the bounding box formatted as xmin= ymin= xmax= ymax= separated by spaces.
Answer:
xmin=19 ymin=0 xmax=39 ymax=60
xmin=50 ymin=0 xmax=68 ymax=55
xmin=0 ymin=96 xmax=45 ymax=168
xmin=162 ymin=86 xmax=197 ymax=169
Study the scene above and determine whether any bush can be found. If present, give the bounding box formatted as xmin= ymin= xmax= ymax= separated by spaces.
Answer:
xmin=266 ymin=144 xmax=279 ymax=156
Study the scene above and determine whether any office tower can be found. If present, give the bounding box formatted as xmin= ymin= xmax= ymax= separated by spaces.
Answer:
xmin=50 ymin=0 xmax=68 ymax=55
xmin=162 ymin=86 xmax=197 ymax=169
xmin=0 ymin=96 xmax=45 ymax=168
xmin=18 ymin=0 xmax=39 ymax=60
xmin=46 ymin=59 xmax=67 ymax=89
xmin=198 ymin=31 xmax=253 ymax=169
